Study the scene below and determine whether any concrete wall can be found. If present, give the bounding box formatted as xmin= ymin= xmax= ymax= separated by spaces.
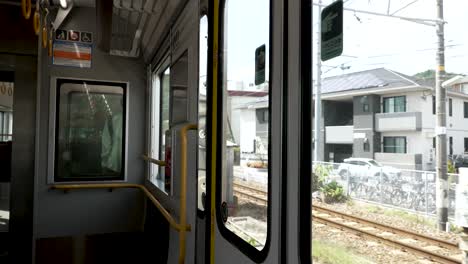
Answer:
xmin=34 ymin=7 xmax=146 ymax=238
xmin=239 ymin=109 xmax=256 ymax=153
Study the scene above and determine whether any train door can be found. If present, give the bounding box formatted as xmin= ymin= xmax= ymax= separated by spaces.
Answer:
xmin=204 ymin=0 xmax=284 ymax=262
xmin=146 ymin=1 xmax=200 ymax=263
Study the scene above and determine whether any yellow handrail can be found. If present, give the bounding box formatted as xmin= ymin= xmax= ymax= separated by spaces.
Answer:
xmin=179 ymin=124 xmax=197 ymax=264
xmin=141 ymin=154 xmax=166 ymax=166
xmin=21 ymin=0 xmax=32 ymax=19
xmin=50 ymin=184 xmax=190 ymax=232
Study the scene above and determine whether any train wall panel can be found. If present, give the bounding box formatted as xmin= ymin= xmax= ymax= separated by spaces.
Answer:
xmin=34 ymin=7 xmax=147 ymax=238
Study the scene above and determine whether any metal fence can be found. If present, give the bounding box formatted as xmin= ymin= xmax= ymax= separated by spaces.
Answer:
xmin=313 ymin=161 xmax=458 ymax=218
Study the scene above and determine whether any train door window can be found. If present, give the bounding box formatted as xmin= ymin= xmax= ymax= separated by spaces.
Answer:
xmin=149 ymin=66 xmax=170 ymax=191
xmin=219 ymin=0 xmax=270 ymax=252
xmin=0 ymin=77 xmax=13 ymax=231
xmin=198 ymin=15 xmax=208 ymax=211
xmin=53 ymin=79 xmax=127 ymax=182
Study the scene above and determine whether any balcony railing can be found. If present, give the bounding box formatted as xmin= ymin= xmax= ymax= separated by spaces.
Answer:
xmin=325 ymin=125 xmax=353 ymax=144
xmin=375 ymin=112 xmax=421 ymax=132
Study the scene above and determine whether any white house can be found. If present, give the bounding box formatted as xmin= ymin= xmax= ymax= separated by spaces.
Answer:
xmin=314 ymin=68 xmax=468 ymax=170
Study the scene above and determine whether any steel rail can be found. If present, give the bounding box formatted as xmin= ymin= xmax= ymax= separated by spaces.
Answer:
xmin=232 ymin=188 xmax=268 ymax=206
xmin=313 ymin=214 xmax=460 ymax=264
xmin=313 ymin=204 xmax=458 ymax=250
xmin=233 ymin=182 xmax=267 ymax=196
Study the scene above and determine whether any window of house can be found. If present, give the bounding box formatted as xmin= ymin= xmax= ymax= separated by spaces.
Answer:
xmin=449 ymin=136 xmax=453 ymax=156
xmin=433 ymin=137 xmax=436 ymax=149
xmin=363 ymin=103 xmax=369 ymax=112
xmin=363 ymin=141 xmax=370 ymax=152
xmin=433 ymin=96 xmax=436 ymax=115
xmin=383 ymin=137 xmax=406 ymax=153
xmin=465 ymin=138 xmax=468 ymax=153
xmin=383 ymin=96 xmax=405 ymax=113
xmin=449 ymin=98 xmax=452 ymax=117
xmin=54 ymin=79 xmax=127 ymax=182
xmin=464 ymin=102 xmax=468 ymax=118
xmin=256 ymin=108 xmax=269 ymax=123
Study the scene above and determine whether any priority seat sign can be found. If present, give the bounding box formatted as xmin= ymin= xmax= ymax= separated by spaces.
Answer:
xmin=53 ymin=29 xmax=93 ymax=68
xmin=321 ymin=0 xmax=343 ymax=61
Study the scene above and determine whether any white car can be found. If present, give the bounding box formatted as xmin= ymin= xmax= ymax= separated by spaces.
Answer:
xmin=336 ymin=158 xmax=401 ymax=182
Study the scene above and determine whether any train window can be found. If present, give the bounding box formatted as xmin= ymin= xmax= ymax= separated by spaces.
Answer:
xmin=198 ymin=15 xmax=208 ymax=211
xmin=219 ymin=0 xmax=270 ymax=252
xmin=54 ymin=79 xmax=127 ymax=182
xmin=312 ymin=1 xmax=468 ymax=263
xmin=149 ymin=67 xmax=170 ymax=191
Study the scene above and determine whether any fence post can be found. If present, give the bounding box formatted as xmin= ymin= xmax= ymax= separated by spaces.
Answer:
xmin=425 ymin=173 xmax=429 ymax=216
xmin=346 ymin=165 xmax=350 ymax=197
xmin=380 ymin=167 xmax=383 ymax=204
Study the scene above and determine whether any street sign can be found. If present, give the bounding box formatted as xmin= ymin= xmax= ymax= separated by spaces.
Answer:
xmin=255 ymin=44 xmax=266 ymax=85
xmin=321 ymin=0 xmax=343 ymax=61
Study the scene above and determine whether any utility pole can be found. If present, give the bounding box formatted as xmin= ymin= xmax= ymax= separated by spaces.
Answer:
xmin=314 ymin=0 xmax=322 ymax=162
xmin=435 ymin=0 xmax=448 ymax=231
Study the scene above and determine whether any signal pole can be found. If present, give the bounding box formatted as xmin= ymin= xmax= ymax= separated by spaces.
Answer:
xmin=314 ymin=0 xmax=322 ymax=162
xmin=435 ymin=0 xmax=448 ymax=231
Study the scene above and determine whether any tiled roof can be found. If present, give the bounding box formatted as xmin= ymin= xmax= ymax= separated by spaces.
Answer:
xmin=320 ymin=68 xmax=425 ymax=94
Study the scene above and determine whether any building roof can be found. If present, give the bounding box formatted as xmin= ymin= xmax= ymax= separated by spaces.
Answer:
xmin=320 ymin=68 xmax=426 ymax=95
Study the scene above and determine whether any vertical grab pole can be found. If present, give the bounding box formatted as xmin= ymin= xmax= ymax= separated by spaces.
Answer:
xmin=179 ymin=124 xmax=197 ymax=264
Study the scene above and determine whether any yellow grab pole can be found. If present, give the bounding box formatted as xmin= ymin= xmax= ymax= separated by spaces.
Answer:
xmin=141 ymin=154 xmax=166 ymax=166
xmin=210 ymin=1 xmax=220 ymax=263
xmin=178 ymin=124 xmax=197 ymax=264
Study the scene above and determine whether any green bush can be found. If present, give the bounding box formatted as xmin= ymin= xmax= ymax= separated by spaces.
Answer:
xmin=320 ymin=180 xmax=347 ymax=203
xmin=448 ymin=159 xmax=456 ymax=174
xmin=313 ymin=164 xmax=333 ymax=192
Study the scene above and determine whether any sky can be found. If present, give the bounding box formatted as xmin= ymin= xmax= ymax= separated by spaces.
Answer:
xmin=315 ymin=0 xmax=468 ymax=79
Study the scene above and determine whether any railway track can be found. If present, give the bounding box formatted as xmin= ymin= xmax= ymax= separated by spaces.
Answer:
xmin=232 ymin=183 xmax=463 ymax=263
xmin=233 ymin=182 xmax=268 ymax=206
xmin=313 ymin=205 xmax=461 ymax=264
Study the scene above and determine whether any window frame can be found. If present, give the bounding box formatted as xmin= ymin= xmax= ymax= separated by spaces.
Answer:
xmin=50 ymin=77 xmax=128 ymax=183
xmin=148 ymin=55 xmax=171 ymax=190
xmin=449 ymin=136 xmax=453 ymax=156
xmin=464 ymin=102 xmax=468 ymax=118
xmin=214 ymin=0 xmax=272 ymax=260
xmin=383 ymin=136 xmax=407 ymax=154
xmin=449 ymin=98 xmax=452 ymax=117
xmin=383 ymin=96 xmax=406 ymax=113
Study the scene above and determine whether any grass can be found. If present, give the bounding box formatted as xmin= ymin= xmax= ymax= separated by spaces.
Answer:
xmin=364 ymin=205 xmax=436 ymax=228
xmin=312 ymin=240 xmax=372 ymax=264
